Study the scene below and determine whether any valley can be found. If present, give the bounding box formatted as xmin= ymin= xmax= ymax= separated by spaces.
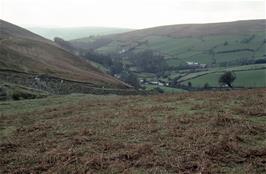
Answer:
xmin=1 ymin=17 xmax=266 ymax=174
xmin=67 ymin=20 xmax=266 ymax=92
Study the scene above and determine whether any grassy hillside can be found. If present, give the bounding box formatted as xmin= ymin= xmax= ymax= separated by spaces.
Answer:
xmin=0 ymin=38 xmax=126 ymax=87
xmin=28 ymin=27 xmax=133 ymax=40
xmin=183 ymin=69 xmax=266 ymax=88
xmin=179 ymin=64 xmax=266 ymax=88
xmin=108 ymin=20 xmax=266 ymax=41
xmin=69 ymin=20 xmax=266 ymax=89
xmin=0 ymin=20 xmax=130 ymax=89
xmin=95 ymin=31 xmax=265 ymax=66
xmin=71 ymin=20 xmax=266 ymax=66
xmin=1 ymin=89 xmax=266 ymax=173
xmin=4 ymin=20 xmax=263 ymax=91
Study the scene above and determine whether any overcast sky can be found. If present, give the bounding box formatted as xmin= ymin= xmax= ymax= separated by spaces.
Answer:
xmin=1 ymin=0 xmax=265 ymax=29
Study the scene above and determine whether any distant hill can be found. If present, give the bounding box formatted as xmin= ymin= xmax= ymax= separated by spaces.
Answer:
xmin=68 ymin=20 xmax=266 ymax=90
xmin=0 ymin=19 xmax=130 ymax=92
xmin=70 ymin=19 xmax=266 ymax=65
xmin=102 ymin=19 xmax=266 ymax=41
xmin=27 ymin=27 xmax=133 ymax=40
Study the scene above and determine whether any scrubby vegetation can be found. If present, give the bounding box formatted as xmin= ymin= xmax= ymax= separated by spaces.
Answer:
xmin=0 ymin=83 xmax=48 ymax=101
xmin=1 ymin=89 xmax=266 ymax=173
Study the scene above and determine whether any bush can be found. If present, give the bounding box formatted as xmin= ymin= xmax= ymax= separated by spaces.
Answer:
xmin=131 ymin=50 xmax=168 ymax=73
xmin=219 ymin=71 xmax=236 ymax=88
xmin=153 ymin=87 xmax=164 ymax=94
xmin=204 ymin=83 xmax=210 ymax=89
xmin=12 ymin=91 xmax=37 ymax=100
xmin=0 ymin=87 xmax=8 ymax=100
xmin=255 ymin=58 xmax=266 ymax=64
xmin=120 ymin=71 xmax=140 ymax=89
xmin=188 ymin=82 xmax=192 ymax=87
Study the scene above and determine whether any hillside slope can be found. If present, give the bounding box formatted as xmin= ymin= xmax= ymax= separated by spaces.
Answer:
xmin=68 ymin=20 xmax=266 ymax=90
xmin=100 ymin=19 xmax=266 ymax=41
xmin=0 ymin=19 xmax=129 ymax=89
xmin=0 ymin=20 xmax=52 ymax=44
xmin=71 ymin=20 xmax=266 ymax=66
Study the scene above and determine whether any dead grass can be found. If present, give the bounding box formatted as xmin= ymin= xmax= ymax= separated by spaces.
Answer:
xmin=0 ymin=89 xmax=266 ymax=173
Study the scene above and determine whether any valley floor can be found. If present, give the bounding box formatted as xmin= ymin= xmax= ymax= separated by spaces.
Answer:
xmin=0 ymin=89 xmax=266 ymax=173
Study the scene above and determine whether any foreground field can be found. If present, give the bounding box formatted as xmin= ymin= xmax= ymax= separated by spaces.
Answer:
xmin=1 ymin=89 xmax=266 ymax=173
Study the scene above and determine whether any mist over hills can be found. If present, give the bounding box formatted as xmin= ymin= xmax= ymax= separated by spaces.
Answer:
xmin=27 ymin=26 xmax=133 ymax=40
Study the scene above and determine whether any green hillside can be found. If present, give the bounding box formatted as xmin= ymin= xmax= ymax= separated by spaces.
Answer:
xmin=179 ymin=64 xmax=266 ymax=88
xmin=182 ymin=69 xmax=266 ymax=88
xmin=71 ymin=20 xmax=266 ymax=66
xmin=68 ymin=20 xmax=266 ymax=89
xmin=96 ymin=32 xmax=265 ymax=66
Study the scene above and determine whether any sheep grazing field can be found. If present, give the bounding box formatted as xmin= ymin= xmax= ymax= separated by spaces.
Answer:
xmin=1 ymin=89 xmax=266 ymax=173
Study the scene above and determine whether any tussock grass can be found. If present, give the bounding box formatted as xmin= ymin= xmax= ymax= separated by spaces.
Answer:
xmin=0 ymin=89 xmax=266 ymax=173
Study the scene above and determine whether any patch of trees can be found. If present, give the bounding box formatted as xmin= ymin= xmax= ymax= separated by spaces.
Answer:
xmin=85 ymin=51 xmax=113 ymax=67
xmin=131 ymin=50 xmax=168 ymax=73
xmin=254 ymin=58 xmax=266 ymax=64
xmin=84 ymin=52 xmax=124 ymax=74
xmin=152 ymin=87 xmax=164 ymax=93
xmin=110 ymin=61 xmax=123 ymax=75
xmin=11 ymin=91 xmax=39 ymax=100
xmin=219 ymin=71 xmax=236 ymax=88
xmin=119 ymin=71 xmax=140 ymax=89
xmin=84 ymin=51 xmax=141 ymax=88
xmin=0 ymin=87 xmax=7 ymax=100
xmin=219 ymin=57 xmax=266 ymax=67
xmin=204 ymin=83 xmax=210 ymax=89
xmin=187 ymin=82 xmax=192 ymax=88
